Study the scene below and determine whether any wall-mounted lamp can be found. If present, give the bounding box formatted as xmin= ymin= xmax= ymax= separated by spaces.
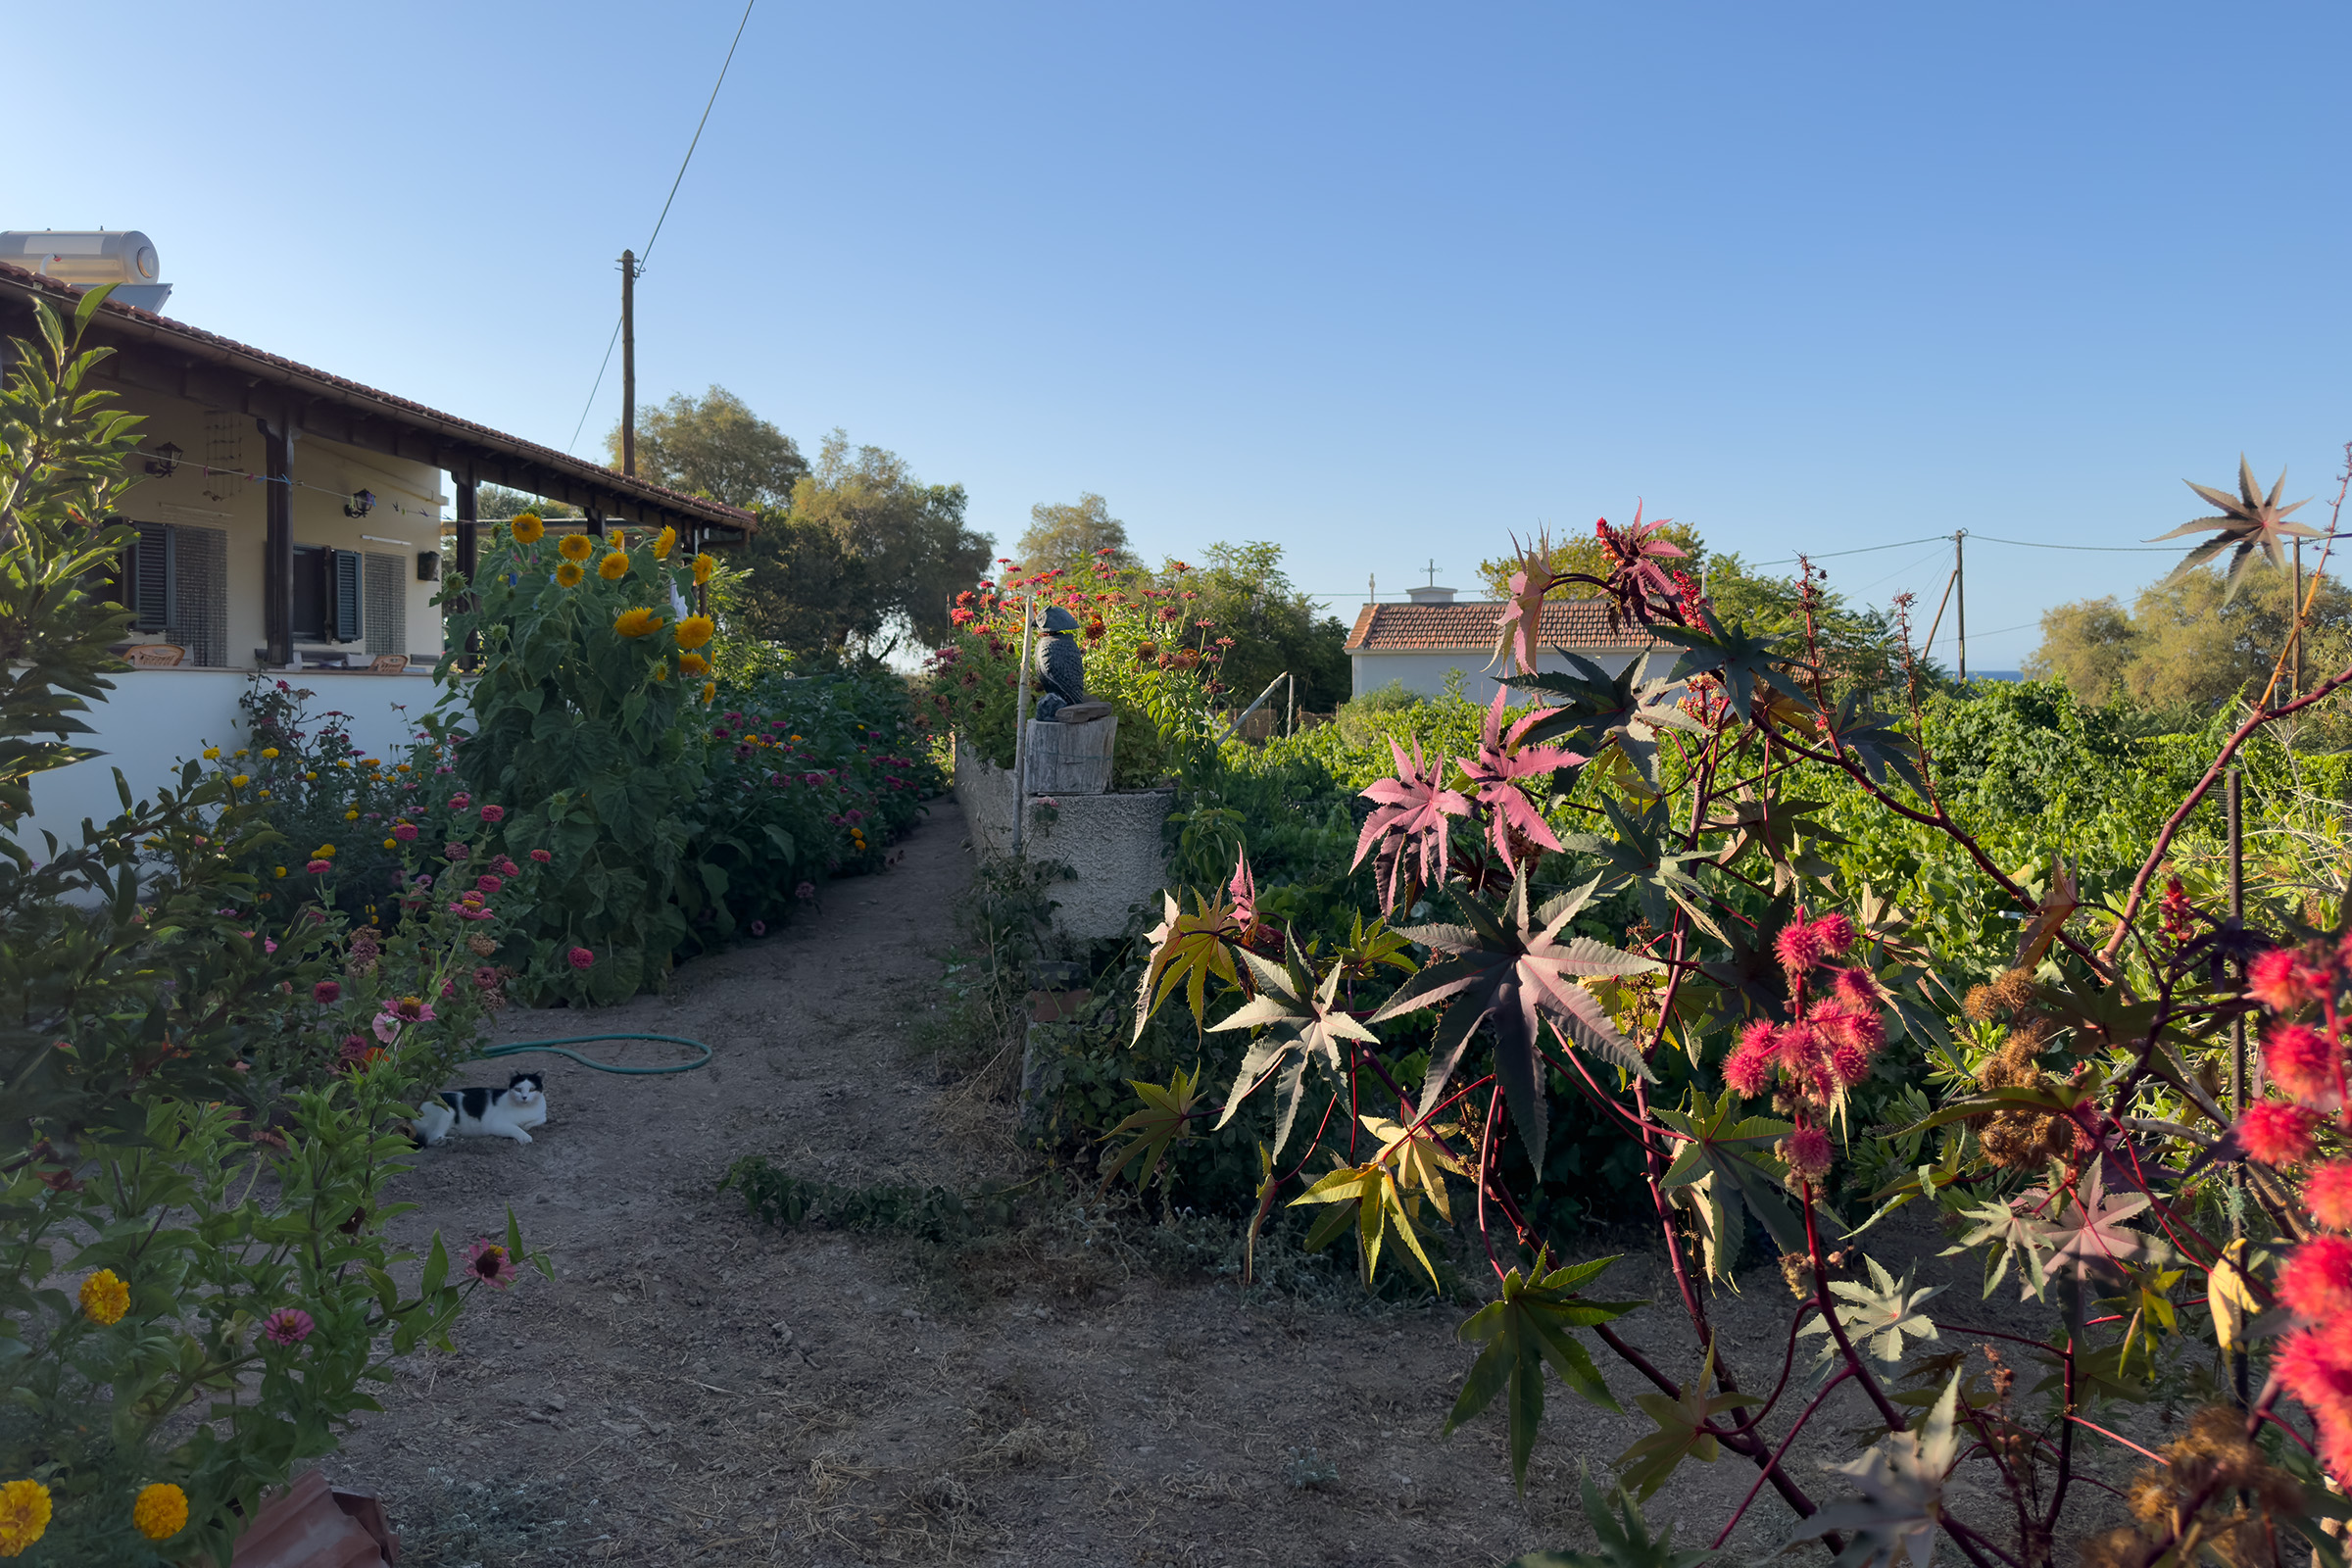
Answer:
xmin=143 ymin=441 xmax=181 ymax=478
xmin=344 ymin=488 xmax=376 ymax=518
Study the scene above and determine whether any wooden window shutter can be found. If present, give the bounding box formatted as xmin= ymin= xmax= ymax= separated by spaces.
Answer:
xmin=331 ymin=549 xmax=364 ymax=643
xmin=132 ymin=523 xmax=172 ymax=631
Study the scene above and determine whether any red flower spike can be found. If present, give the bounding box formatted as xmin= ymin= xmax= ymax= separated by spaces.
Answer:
xmin=1782 ymin=1125 xmax=1834 ymax=1178
xmin=2250 ymin=946 xmax=2322 ymax=1012
xmin=1807 ymin=912 xmax=1855 ymax=956
xmin=2264 ymin=1022 xmax=2342 ymax=1108
xmin=2237 ymin=1101 xmax=2320 ymax=1166
xmin=1775 ymin=919 xmax=1826 ymax=974
xmin=1831 ymin=967 xmax=1879 ymax=1012
xmin=2278 ymin=1328 xmax=2352 ymax=1423
xmin=2279 ymin=1236 xmax=2352 ymax=1322
xmin=2308 ymin=1159 xmax=2352 ymax=1231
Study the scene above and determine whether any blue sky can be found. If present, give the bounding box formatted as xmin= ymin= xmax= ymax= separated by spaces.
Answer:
xmin=15 ymin=2 xmax=2348 ymax=669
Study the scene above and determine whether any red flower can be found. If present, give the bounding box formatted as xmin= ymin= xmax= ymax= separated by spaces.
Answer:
xmin=530 ymin=849 xmax=552 ymax=863
xmin=1724 ymin=1021 xmax=1777 ymax=1097
xmin=2237 ymin=1101 xmax=2320 ymax=1165
xmin=444 ymin=842 xmax=469 ymax=861
xmin=567 ymin=947 xmax=595 ymax=971
xmin=2250 ymin=946 xmax=2324 ymax=1012
xmin=262 ymin=1306 xmax=315 ymax=1346
xmin=2308 ymin=1159 xmax=2352 ymax=1231
xmin=393 ymin=823 xmax=418 ymax=842
xmin=1830 ymin=968 xmax=1879 ymax=1012
xmin=2278 ymin=1328 xmax=2352 ymax=1422
xmin=1782 ymin=1125 xmax=1834 ymax=1178
xmin=2279 ymin=1236 xmax=2352 ymax=1321
xmin=1807 ymin=913 xmax=1856 ymax=956
xmin=313 ymin=980 xmax=340 ymax=1004
xmin=306 ymin=858 xmax=332 ymax=874
xmin=479 ymin=804 xmax=505 ymax=823
xmin=2265 ymin=1022 xmax=2341 ymax=1107
xmin=476 ymin=874 xmax=504 ymax=893
xmin=465 ymin=1239 xmax=519 ymax=1290
xmin=1774 ymin=918 xmax=1826 ymax=974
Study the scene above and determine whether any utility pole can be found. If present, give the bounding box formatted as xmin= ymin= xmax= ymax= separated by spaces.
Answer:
xmin=619 ymin=249 xmax=638 ymax=478
xmin=2294 ymin=538 xmax=2305 ymax=702
xmin=1954 ymin=529 xmax=1968 ymax=684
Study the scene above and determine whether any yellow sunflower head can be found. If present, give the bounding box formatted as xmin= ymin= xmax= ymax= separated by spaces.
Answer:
xmin=555 ymin=561 xmax=585 ymax=588
xmin=557 ymin=533 xmax=596 ymax=563
xmin=673 ymin=614 xmax=715 ymax=651
xmin=511 ymin=513 xmax=545 ymax=545
xmin=700 ymin=681 xmax=717 ymax=704
xmin=651 ymin=662 xmax=669 ymax=681
xmin=613 ymin=607 xmax=663 ymax=639
xmin=598 ymin=550 xmax=631 ymax=581
xmin=654 ymin=525 xmax=677 ymax=559
xmin=692 ymin=553 xmax=717 ymax=586
xmin=679 ymin=652 xmax=710 ymax=677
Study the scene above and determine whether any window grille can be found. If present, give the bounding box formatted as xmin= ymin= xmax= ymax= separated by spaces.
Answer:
xmin=128 ymin=522 xmax=226 ymax=665
xmin=364 ymin=553 xmax=407 ymax=657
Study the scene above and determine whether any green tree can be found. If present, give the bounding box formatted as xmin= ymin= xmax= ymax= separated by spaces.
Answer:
xmin=605 ymin=385 xmax=808 ymax=511
xmin=1187 ymin=541 xmax=1351 ymax=712
xmin=1017 ymin=491 xmax=1137 ymax=575
xmin=734 ymin=508 xmax=882 ymax=655
xmin=473 ymin=484 xmax=578 ymax=520
xmin=790 ymin=430 xmax=991 ymax=650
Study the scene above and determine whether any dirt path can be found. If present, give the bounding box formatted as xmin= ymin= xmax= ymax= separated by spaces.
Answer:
xmin=331 ymin=800 xmax=2133 ymax=1566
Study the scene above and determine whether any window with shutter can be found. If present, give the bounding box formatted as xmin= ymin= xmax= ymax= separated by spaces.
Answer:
xmin=168 ymin=525 xmax=227 ymax=666
xmin=132 ymin=523 xmax=170 ymax=631
xmin=364 ymin=553 xmax=407 ymax=656
xmin=331 ymin=549 xmax=364 ymax=643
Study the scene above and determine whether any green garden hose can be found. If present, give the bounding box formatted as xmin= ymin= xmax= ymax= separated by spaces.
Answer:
xmin=471 ymin=1033 xmax=712 ymax=1075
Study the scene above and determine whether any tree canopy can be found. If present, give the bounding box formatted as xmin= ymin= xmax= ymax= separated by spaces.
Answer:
xmin=1184 ymin=541 xmax=1351 ymax=712
xmin=605 ymin=385 xmax=808 ymax=511
xmin=778 ymin=430 xmax=992 ymax=651
xmin=1016 ymin=492 xmax=1138 ymax=576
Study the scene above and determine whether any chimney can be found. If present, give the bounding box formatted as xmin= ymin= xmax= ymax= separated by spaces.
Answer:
xmin=1405 ymin=584 xmax=1457 ymax=605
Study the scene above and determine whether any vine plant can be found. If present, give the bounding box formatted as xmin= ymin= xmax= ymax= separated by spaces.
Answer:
xmin=1116 ymin=511 xmax=2352 ymax=1564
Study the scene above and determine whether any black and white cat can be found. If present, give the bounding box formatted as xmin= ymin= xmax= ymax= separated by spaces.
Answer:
xmin=416 ymin=1071 xmax=549 ymax=1147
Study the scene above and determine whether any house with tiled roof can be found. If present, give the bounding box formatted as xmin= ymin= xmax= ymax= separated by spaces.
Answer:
xmin=0 ymin=236 xmax=754 ymax=850
xmin=1344 ymin=585 xmax=1670 ymax=704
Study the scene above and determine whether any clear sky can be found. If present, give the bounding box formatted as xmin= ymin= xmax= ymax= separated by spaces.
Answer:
xmin=13 ymin=2 xmax=2348 ymax=669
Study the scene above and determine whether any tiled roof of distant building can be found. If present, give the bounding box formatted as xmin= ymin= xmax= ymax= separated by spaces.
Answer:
xmin=1345 ymin=599 xmax=1668 ymax=652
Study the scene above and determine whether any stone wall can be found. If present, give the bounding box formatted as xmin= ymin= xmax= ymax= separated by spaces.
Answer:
xmin=953 ymin=738 xmax=1173 ymax=940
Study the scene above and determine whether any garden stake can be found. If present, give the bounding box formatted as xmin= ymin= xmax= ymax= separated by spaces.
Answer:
xmin=1010 ymin=588 xmax=1036 ymax=858
xmin=2226 ymin=764 xmax=2247 ymax=1408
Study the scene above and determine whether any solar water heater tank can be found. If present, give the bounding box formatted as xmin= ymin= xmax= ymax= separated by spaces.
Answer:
xmin=0 ymin=230 xmax=172 ymax=312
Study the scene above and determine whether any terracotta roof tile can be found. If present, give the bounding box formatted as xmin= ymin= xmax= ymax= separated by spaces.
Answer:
xmin=0 ymin=261 xmax=755 ymax=532
xmin=1345 ymin=599 xmax=1667 ymax=652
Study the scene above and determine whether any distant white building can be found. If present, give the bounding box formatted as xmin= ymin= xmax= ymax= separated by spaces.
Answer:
xmin=1344 ymin=585 xmax=1670 ymax=703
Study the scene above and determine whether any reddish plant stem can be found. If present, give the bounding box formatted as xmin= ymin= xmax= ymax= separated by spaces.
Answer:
xmin=2065 ymin=1414 xmax=2168 ymax=1467
xmin=1714 ymin=1366 xmax=1853 ymax=1548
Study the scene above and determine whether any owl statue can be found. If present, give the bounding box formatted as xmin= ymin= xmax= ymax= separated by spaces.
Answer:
xmin=1033 ymin=605 xmax=1087 ymax=720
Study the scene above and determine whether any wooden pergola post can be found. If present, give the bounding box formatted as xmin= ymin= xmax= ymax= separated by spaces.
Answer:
xmin=260 ymin=418 xmax=293 ymax=667
xmin=454 ymin=474 xmax=478 ymax=582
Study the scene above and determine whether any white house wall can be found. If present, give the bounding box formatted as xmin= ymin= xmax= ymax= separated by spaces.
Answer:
xmin=1348 ymin=648 xmax=1668 ymax=704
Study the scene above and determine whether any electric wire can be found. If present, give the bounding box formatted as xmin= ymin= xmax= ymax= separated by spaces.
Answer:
xmin=564 ymin=0 xmax=759 ymax=455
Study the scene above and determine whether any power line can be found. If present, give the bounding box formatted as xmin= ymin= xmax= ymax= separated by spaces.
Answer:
xmin=564 ymin=0 xmax=759 ymax=456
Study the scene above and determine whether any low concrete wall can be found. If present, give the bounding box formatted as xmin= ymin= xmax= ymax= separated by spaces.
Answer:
xmin=21 ymin=665 xmax=443 ymax=851
xmin=954 ymin=739 xmax=1173 ymax=940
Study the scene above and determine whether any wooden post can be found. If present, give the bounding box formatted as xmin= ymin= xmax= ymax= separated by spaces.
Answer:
xmin=619 ymin=250 xmax=637 ymax=478
xmin=1954 ymin=530 xmax=1968 ymax=684
xmin=455 ymin=476 xmax=480 ymax=660
xmin=1009 ymin=591 xmax=1036 ymax=859
xmin=2293 ymin=538 xmax=2305 ymax=703
xmin=261 ymin=418 xmax=293 ymax=667
xmin=2228 ymin=765 xmax=2247 ymax=1408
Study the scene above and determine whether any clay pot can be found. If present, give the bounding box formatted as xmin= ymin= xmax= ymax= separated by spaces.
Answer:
xmin=230 ymin=1469 xmax=395 ymax=1568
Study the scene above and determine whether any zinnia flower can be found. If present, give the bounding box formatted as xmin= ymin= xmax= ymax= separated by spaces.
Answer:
xmin=480 ymin=803 xmax=505 ymax=823
xmin=692 ymin=553 xmax=716 ymax=585
xmin=473 ymin=965 xmax=500 ymax=988
xmin=2237 ymin=1101 xmax=2320 ymax=1166
xmin=795 ymin=881 xmax=816 ymax=901
xmin=466 ymin=1239 xmax=519 ymax=1289
xmin=394 ymin=822 xmax=418 ymax=842
xmin=132 ymin=1482 xmax=187 ymax=1542
xmin=530 ymin=848 xmax=553 ymax=863
xmin=476 ymin=874 xmax=504 ymax=893
xmin=653 ymin=525 xmax=676 ymax=559
xmin=555 ymin=561 xmax=585 ymax=588
xmin=598 ymin=550 xmax=631 ymax=581
xmin=613 ymin=607 xmax=662 ymax=638
xmin=79 ymin=1268 xmax=129 ymax=1325
xmin=568 ymin=946 xmax=595 ymax=970
xmin=307 ymin=858 xmax=332 ymax=874
xmin=511 ymin=513 xmax=545 ymax=544
xmin=674 ymin=614 xmax=715 ymax=651
xmin=557 ymin=533 xmax=596 ymax=563
xmin=314 ymin=980 xmax=340 ymax=1004
xmin=444 ymin=841 xmax=469 ymax=860
xmin=750 ymin=919 xmax=766 ymax=937
xmin=0 ymin=1479 xmax=53 ymax=1556
xmin=448 ymin=792 xmax=471 ymax=808
xmin=2279 ymin=1235 xmax=2352 ymax=1321
xmin=262 ymin=1306 xmax=315 ymax=1346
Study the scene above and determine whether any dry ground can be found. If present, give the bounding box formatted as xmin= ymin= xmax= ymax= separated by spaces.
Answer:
xmin=329 ymin=800 xmax=2142 ymax=1567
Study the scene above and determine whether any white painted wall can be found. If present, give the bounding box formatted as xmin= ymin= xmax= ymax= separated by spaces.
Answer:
xmin=19 ymin=666 xmax=445 ymax=854
xmin=1348 ymin=648 xmax=1668 ymax=704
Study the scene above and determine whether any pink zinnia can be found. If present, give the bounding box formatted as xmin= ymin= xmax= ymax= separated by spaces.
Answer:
xmin=2250 ymin=946 xmax=2322 ymax=1012
xmin=448 ymin=793 xmax=471 ymax=809
xmin=393 ymin=822 xmax=418 ymax=842
xmin=529 ymin=848 xmax=552 ymax=863
xmin=476 ymin=874 xmax=504 ymax=893
xmin=1807 ymin=912 xmax=1856 ymax=956
xmin=262 ymin=1306 xmax=314 ymax=1347
xmin=1782 ymin=1125 xmax=1834 ymax=1178
xmin=444 ymin=842 xmax=468 ymax=861
xmin=496 ymin=857 xmax=519 ymax=876
xmin=313 ymin=980 xmax=340 ymax=1004
xmin=466 ymin=1238 xmax=519 ymax=1290
xmin=2238 ymin=1101 xmax=2320 ymax=1166
xmin=2265 ymin=1023 xmax=2341 ymax=1107
xmin=2307 ymin=1160 xmax=2352 ymax=1231
xmin=473 ymin=965 xmax=500 ymax=989
xmin=306 ymin=858 xmax=333 ymax=875
xmin=1775 ymin=920 xmax=1826 ymax=974
xmin=749 ymin=919 xmax=766 ymax=937
xmin=795 ymin=882 xmax=816 ymax=901
xmin=2279 ymin=1236 xmax=2352 ymax=1322
xmin=567 ymin=947 xmax=595 ymax=971
xmin=480 ymin=804 xmax=505 ymax=823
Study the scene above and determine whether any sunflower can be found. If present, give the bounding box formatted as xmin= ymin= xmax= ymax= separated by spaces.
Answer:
xmin=692 ymin=553 xmax=717 ymax=586
xmin=511 ymin=513 xmax=545 ymax=544
xmin=679 ymin=652 xmax=710 ymax=677
xmin=700 ymin=681 xmax=717 ymax=704
xmin=556 ymin=533 xmax=595 ymax=563
xmin=653 ymin=525 xmax=677 ymax=559
xmin=555 ymin=561 xmax=585 ymax=587
xmin=598 ymin=550 xmax=631 ymax=581
xmin=613 ymin=607 xmax=664 ymax=639
xmin=651 ymin=663 xmax=669 ymax=681
xmin=673 ymin=614 xmax=715 ymax=651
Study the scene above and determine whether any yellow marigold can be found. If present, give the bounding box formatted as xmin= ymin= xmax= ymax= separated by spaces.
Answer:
xmin=557 ymin=533 xmax=596 ymax=563
xmin=692 ymin=553 xmax=716 ymax=586
xmin=653 ymin=525 xmax=677 ymax=559
xmin=273 ymin=866 xmax=286 ymax=878
xmin=304 ymin=770 xmax=318 ymax=781
xmin=555 ymin=561 xmax=585 ymax=588
xmin=511 ymin=513 xmax=545 ymax=544
xmin=598 ymin=551 xmax=631 ymax=582
xmin=700 ymin=681 xmax=717 ymax=705
xmin=202 ymin=747 xmax=220 ymax=760
xmin=260 ymin=748 xmax=279 ymax=760
xmin=673 ymin=614 xmax=715 ymax=651
xmin=229 ymin=774 xmax=250 ymax=789
xmin=0 ymin=1479 xmax=51 ymax=1556
xmin=383 ymin=838 xmax=396 ymax=850
xmin=314 ymin=845 xmax=335 ymax=858
xmin=613 ymin=607 xmax=663 ymax=639
xmin=79 ymin=1268 xmax=128 ymax=1325
xmin=679 ymin=652 xmax=710 ymax=677
xmin=344 ymin=809 xmax=359 ymax=821
xmin=132 ymin=1482 xmax=187 ymax=1542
